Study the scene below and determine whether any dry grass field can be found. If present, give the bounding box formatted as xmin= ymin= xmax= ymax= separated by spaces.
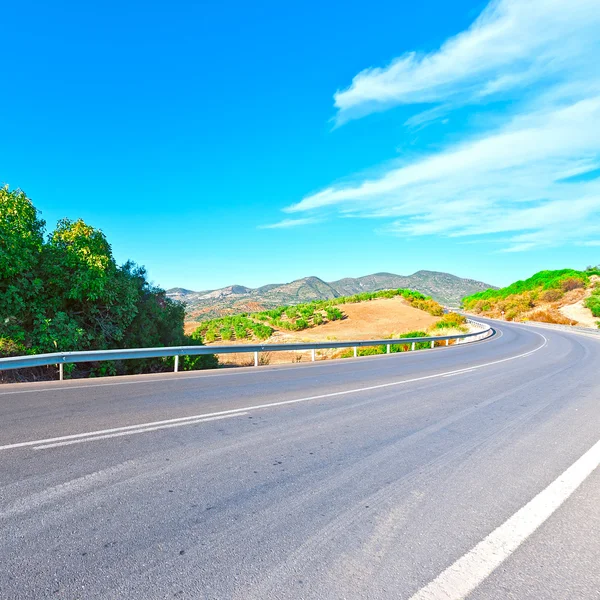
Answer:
xmin=201 ymin=297 xmax=443 ymax=366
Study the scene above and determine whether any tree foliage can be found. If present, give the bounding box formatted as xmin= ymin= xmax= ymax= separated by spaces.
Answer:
xmin=0 ymin=186 xmax=216 ymax=378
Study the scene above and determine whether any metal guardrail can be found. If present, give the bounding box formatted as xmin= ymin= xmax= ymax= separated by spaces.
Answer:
xmin=515 ymin=320 xmax=600 ymax=336
xmin=0 ymin=319 xmax=493 ymax=380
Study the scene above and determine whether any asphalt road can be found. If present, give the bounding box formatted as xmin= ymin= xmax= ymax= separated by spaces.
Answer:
xmin=2 ymin=319 xmax=600 ymax=599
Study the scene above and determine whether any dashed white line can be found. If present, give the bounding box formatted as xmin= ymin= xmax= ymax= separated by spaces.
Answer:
xmin=442 ymin=369 xmax=476 ymax=378
xmin=33 ymin=413 xmax=247 ymax=449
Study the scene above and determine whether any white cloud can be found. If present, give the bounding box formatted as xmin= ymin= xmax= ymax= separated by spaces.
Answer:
xmin=333 ymin=0 xmax=600 ymax=124
xmin=259 ymin=217 xmax=321 ymax=229
xmin=271 ymin=0 xmax=600 ymax=252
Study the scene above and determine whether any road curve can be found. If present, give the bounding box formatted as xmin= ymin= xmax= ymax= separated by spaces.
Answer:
xmin=1 ymin=319 xmax=600 ymax=599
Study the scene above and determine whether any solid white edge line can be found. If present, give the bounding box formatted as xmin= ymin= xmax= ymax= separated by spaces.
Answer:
xmin=409 ymin=436 xmax=600 ymax=600
xmin=33 ymin=413 xmax=247 ymax=450
xmin=0 ymin=332 xmax=547 ymax=452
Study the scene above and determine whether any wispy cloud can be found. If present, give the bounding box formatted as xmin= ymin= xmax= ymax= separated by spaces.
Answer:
xmin=259 ymin=217 xmax=321 ymax=229
xmin=333 ymin=0 xmax=600 ymax=125
xmin=274 ymin=0 xmax=600 ymax=252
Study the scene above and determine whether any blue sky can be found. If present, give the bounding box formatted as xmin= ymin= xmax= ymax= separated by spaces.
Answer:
xmin=2 ymin=0 xmax=599 ymax=291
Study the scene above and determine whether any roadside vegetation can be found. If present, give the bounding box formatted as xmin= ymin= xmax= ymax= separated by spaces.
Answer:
xmin=338 ymin=312 xmax=469 ymax=357
xmin=0 ymin=186 xmax=216 ymax=381
xmin=193 ymin=289 xmax=445 ymax=343
xmin=462 ymin=267 xmax=600 ymax=326
xmin=584 ymin=284 xmax=600 ymax=319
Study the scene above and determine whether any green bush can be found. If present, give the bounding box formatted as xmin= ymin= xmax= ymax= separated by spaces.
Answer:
xmin=220 ymin=327 xmax=233 ymax=341
xmin=0 ymin=185 xmax=217 ymax=379
xmin=585 ymin=290 xmax=600 ymax=317
xmin=341 ymin=345 xmax=386 ymax=358
xmin=326 ymin=307 xmax=344 ymax=321
xmin=434 ymin=313 xmax=467 ymax=329
xmin=390 ymin=330 xmax=429 ymax=352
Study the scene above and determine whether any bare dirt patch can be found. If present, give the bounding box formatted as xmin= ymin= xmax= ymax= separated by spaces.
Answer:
xmin=207 ymin=298 xmax=441 ymax=366
xmin=559 ymin=300 xmax=597 ymax=327
xmin=286 ymin=298 xmax=439 ymax=341
xmin=557 ymin=276 xmax=599 ymax=328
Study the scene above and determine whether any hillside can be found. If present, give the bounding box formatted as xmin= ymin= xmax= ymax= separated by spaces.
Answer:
xmin=168 ymin=270 xmax=494 ymax=320
xmin=462 ymin=268 xmax=600 ymax=327
xmin=188 ymin=289 xmax=469 ymax=367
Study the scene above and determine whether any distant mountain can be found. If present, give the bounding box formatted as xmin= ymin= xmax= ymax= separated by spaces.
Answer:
xmin=330 ymin=270 xmax=495 ymax=306
xmin=167 ymin=270 xmax=495 ymax=321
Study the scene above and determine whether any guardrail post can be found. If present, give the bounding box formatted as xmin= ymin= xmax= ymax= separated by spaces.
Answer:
xmin=311 ymin=348 xmax=315 ymax=362
xmin=0 ymin=320 xmax=492 ymax=377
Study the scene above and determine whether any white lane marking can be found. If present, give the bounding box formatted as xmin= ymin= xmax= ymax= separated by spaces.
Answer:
xmin=0 ymin=327 xmax=499 ymax=397
xmin=33 ymin=413 xmax=246 ymax=450
xmin=409 ymin=436 xmax=600 ymax=600
xmin=0 ymin=333 xmax=547 ymax=452
xmin=442 ymin=369 xmax=476 ymax=378
xmin=0 ymin=462 xmax=135 ymax=520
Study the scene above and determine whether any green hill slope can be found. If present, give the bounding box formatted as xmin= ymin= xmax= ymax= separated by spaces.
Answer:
xmin=462 ymin=267 xmax=600 ymax=325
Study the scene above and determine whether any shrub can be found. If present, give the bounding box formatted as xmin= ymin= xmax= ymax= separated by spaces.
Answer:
xmin=234 ymin=324 xmax=248 ymax=339
xmin=295 ymin=318 xmax=309 ymax=330
xmin=585 ymin=291 xmax=600 ymax=317
xmin=560 ymin=277 xmax=585 ymax=292
xmin=434 ymin=313 xmax=467 ymax=329
xmin=357 ymin=346 xmax=386 ymax=356
xmin=220 ymin=327 xmax=233 ymax=341
xmin=411 ymin=299 xmax=444 ymax=316
xmin=391 ymin=330 xmax=429 ymax=352
xmin=526 ymin=309 xmax=572 ymax=325
xmin=0 ymin=338 xmax=30 ymax=358
xmin=539 ymin=289 xmax=563 ymax=302
xmin=326 ymin=307 xmax=344 ymax=321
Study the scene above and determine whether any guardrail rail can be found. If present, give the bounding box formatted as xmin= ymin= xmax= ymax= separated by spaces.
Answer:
xmin=0 ymin=319 xmax=493 ymax=380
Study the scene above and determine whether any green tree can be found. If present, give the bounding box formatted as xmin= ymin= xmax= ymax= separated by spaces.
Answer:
xmin=0 ymin=186 xmax=217 ymax=378
xmin=38 ymin=219 xmax=136 ymax=352
xmin=0 ymin=186 xmax=46 ymax=342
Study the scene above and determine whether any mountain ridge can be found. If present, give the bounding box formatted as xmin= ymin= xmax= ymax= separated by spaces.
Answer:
xmin=167 ymin=270 xmax=496 ymax=321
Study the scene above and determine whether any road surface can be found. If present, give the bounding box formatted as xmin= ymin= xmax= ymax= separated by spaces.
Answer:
xmin=1 ymin=318 xmax=600 ymax=599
